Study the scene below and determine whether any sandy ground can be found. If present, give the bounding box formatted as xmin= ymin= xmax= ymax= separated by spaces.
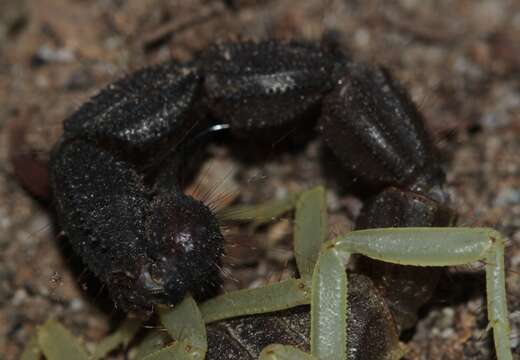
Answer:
xmin=0 ymin=0 xmax=519 ymax=359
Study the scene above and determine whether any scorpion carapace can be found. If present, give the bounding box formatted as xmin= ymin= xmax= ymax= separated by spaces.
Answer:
xmin=49 ymin=39 xmax=450 ymax=329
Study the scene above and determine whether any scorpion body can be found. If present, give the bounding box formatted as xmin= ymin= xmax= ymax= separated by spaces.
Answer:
xmin=50 ymin=40 xmax=467 ymax=358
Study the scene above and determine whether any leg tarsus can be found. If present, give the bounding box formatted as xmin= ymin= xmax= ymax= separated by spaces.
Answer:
xmin=311 ymin=249 xmax=348 ymax=360
xmin=485 ymin=233 xmax=512 ymax=360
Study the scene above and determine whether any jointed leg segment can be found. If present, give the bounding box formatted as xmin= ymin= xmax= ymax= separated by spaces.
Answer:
xmin=316 ymin=227 xmax=512 ymax=360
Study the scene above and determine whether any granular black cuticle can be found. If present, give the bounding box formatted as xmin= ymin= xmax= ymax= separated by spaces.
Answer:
xmin=49 ymin=39 xmax=450 ymax=319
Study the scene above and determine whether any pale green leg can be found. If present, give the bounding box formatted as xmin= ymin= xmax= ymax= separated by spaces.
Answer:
xmin=485 ymin=234 xmax=511 ymax=360
xmin=200 ymin=278 xmax=311 ymax=323
xmin=326 ymin=227 xmax=513 ymax=360
xmin=148 ymin=296 xmax=207 ymax=360
xmin=294 ymin=187 xmax=328 ymax=280
xmin=311 ymin=246 xmax=348 ymax=360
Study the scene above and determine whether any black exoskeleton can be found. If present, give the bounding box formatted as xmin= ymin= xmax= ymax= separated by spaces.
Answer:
xmin=49 ymin=40 xmax=451 ymax=357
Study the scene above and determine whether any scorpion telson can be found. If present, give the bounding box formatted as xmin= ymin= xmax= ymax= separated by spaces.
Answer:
xmin=47 ymin=39 xmax=510 ymax=358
